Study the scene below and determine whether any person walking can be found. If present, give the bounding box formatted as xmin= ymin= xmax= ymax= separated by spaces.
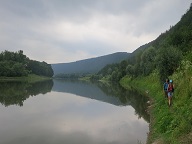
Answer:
xmin=167 ymin=80 xmax=174 ymax=106
xmin=163 ymin=79 xmax=169 ymax=98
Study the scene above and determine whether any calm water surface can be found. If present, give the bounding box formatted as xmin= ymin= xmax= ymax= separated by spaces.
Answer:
xmin=0 ymin=79 xmax=149 ymax=144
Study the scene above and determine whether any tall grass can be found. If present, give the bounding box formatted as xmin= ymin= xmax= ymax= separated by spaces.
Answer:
xmin=120 ymin=63 xmax=192 ymax=143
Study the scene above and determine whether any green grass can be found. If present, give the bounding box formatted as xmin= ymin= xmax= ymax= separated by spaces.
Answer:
xmin=0 ymin=74 xmax=52 ymax=83
xmin=79 ymin=76 xmax=91 ymax=81
xmin=120 ymin=69 xmax=192 ymax=144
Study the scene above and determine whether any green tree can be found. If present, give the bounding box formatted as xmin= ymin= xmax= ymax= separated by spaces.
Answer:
xmin=157 ymin=46 xmax=183 ymax=80
xmin=119 ymin=60 xmax=128 ymax=77
xmin=140 ymin=46 xmax=156 ymax=75
xmin=126 ymin=64 xmax=134 ymax=76
xmin=0 ymin=50 xmax=53 ymax=77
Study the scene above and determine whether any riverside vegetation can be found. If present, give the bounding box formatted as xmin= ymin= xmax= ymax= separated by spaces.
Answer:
xmin=1 ymin=4 xmax=192 ymax=144
xmin=0 ymin=50 xmax=54 ymax=82
xmin=120 ymin=62 xmax=192 ymax=143
xmin=85 ymin=4 xmax=192 ymax=144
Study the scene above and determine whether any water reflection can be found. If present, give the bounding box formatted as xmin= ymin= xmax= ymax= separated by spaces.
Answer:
xmin=53 ymin=79 xmax=150 ymax=122
xmin=0 ymin=79 xmax=149 ymax=144
xmin=0 ymin=80 xmax=53 ymax=107
xmin=96 ymin=82 xmax=150 ymax=122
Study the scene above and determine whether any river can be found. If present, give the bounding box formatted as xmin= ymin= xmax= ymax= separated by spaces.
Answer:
xmin=0 ymin=79 xmax=149 ymax=144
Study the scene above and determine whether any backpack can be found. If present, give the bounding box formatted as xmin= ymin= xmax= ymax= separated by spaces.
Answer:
xmin=163 ymin=82 xmax=168 ymax=91
xmin=168 ymin=84 xmax=174 ymax=92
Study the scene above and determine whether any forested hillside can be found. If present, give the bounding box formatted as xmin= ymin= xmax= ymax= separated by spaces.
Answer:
xmin=93 ymin=4 xmax=192 ymax=82
xmin=52 ymin=52 xmax=130 ymax=78
xmin=0 ymin=50 xmax=53 ymax=77
xmin=93 ymin=4 xmax=192 ymax=143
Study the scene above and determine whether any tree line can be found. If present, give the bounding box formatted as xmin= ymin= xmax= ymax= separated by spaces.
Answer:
xmin=91 ymin=5 xmax=192 ymax=82
xmin=0 ymin=50 xmax=53 ymax=77
xmin=54 ymin=73 xmax=89 ymax=79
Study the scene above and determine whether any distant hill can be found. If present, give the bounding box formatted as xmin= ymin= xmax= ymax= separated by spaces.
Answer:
xmin=51 ymin=52 xmax=130 ymax=76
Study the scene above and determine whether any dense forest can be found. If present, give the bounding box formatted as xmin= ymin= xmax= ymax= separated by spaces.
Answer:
xmin=105 ymin=5 xmax=192 ymax=144
xmin=91 ymin=5 xmax=192 ymax=82
xmin=0 ymin=50 xmax=54 ymax=77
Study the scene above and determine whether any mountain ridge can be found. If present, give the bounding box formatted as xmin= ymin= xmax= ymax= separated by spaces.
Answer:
xmin=52 ymin=52 xmax=130 ymax=76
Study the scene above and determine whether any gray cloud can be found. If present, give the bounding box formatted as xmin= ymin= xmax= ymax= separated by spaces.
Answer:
xmin=0 ymin=0 xmax=191 ymax=63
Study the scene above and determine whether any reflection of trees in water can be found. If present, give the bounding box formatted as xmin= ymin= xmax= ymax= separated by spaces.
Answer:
xmin=95 ymin=82 xmax=150 ymax=123
xmin=0 ymin=80 xmax=53 ymax=107
xmin=2 ymin=79 xmax=149 ymax=122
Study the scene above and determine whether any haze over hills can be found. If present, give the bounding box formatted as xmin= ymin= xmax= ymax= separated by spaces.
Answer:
xmin=52 ymin=52 xmax=130 ymax=76
xmin=52 ymin=4 xmax=192 ymax=77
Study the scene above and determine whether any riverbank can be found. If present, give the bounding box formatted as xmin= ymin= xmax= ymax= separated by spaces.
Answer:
xmin=120 ymin=70 xmax=192 ymax=144
xmin=0 ymin=74 xmax=52 ymax=83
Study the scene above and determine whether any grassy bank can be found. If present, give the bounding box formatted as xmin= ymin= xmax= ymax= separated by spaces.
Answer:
xmin=0 ymin=74 xmax=52 ymax=83
xmin=120 ymin=69 xmax=192 ymax=144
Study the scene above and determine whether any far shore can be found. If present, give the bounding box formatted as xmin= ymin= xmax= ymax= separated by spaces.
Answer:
xmin=0 ymin=74 xmax=52 ymax=83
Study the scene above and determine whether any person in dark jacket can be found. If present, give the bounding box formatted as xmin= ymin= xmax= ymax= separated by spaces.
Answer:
xmin=163 ymin=79 xmax=169 ymax=98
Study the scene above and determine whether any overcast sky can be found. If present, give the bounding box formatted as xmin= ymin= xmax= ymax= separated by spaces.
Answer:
xmin=0 ymin=0 xmax=191 ymax=64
